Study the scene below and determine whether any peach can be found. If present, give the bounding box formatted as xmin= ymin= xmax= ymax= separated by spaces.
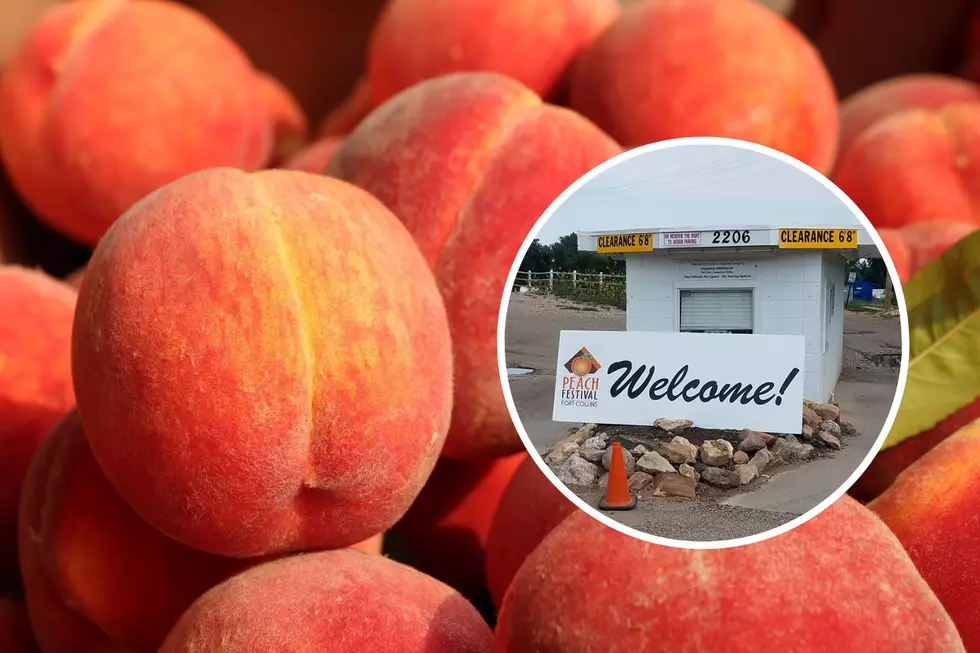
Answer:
xmin=159 ymin=550 xmax=494 ymax=652
xmin=0 ymin=0 xmax=58 ymax=68
xmin=834 ymin=103 xmax=980 ymax=230
xmin=869 ymin=422 xmax=980 ymax=649
xmin=63 ymin=266 xmax=85 ymax=290
xmin=900 ymin=220 xmax=977 ymax=273
xmin=18 ymin=410 xmax=253 ymax=652
xmin=71 ymin=167 xmax=453 ymax=558
xmin=282 ymin=136 xmax=344 ymax=174
xmin=318 ymin=78 xmax=373 ymax=137
xmin=365 ymin=0 xmax=620 ymax=107
xmin=0 ymin=266 xmax=75 ymax=584
xmin=875 ymin=228 xmax=912 ymax=283
xmin=328 ymin=72 xmax=621 ymax=459
xmin=838 ymin=75 xmax=980 ymax=166
xmin=393 ymin=453 xmax=525 ymax=599
xmin=0 ymin=0 xmax=273 ymax=246
xmin=495 ymin=498 xmax=965 ymax=652
xmin=256 ymin=71 xmax=309 ymax=168
xmin=850 ymin=397 xmax=980 ymax=503
xmin=484 ymin=456 xmax=577 ymax=610
xmin=568 ymin=0 xmax=839 ymax=173
xmin=0 ymin=599 xmax=39 ymax=653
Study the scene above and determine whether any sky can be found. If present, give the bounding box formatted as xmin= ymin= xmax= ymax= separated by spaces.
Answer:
xmin=535 ymin=142 xmax=863 ymax=245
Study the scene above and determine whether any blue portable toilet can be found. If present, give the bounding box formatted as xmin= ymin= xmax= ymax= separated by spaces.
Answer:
xmin=852 ymin=281 xmax=874 ymax=301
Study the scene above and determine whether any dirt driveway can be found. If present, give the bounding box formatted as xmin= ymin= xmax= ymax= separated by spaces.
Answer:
xmin=503 ymin=291 xmax=903 ymax=541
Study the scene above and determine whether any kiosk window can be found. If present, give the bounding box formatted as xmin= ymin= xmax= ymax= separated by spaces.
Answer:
xmin=679 ymin=289 xmax=753 ymax=334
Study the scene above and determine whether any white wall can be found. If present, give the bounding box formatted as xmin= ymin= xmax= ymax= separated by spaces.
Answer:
xmin=820 ymin=253 xmax=848 ymax=401
xmin=624 ymin=250 xmax=837 ymax=402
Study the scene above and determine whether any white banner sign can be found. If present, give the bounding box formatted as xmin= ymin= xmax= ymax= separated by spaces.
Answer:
xmin=682 ymin=260 xmax=755 ymax=281
xmin=553 ymin=330 xmax=805 ymax=433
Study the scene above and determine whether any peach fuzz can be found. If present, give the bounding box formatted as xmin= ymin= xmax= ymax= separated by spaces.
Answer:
xmin=18 ymin=411 xmax=253 ymax=653
xmin=870 ymin=422 xmax=980 ymax=649
xmin=71 ymin=167 xmax=453 ymax=558
xmin=495 ymin=498 xmax=965 ymax=652
xmin=484 ymin=456 xmax=577 ymax=609
xmin=282 ymin=136 xmax=344 ymax=174
xmin=159 ymin=550 xmax=494 ymax=652
xmin=256 ymin=71 xmax=309 ymax=167
xmin=568 ymin=0 xmax=839 ymax=174
xmin=393 ymin=452 xmax=525 ymax=599
xmin=838 ymin=75 xmax=980 ymax=167
xmin=0 ymin=0 xmax=273 ymax=246
xmin=834 ymin=103 xmax=980 ymax=230
xmin=0 ymin=599 xmax=39 ymax=653
xmin=0 ymin=266 xmax=75 ymax=584
xmin=365 ymin=0 xmax=620 ymax=107
xmin=328 ymin=72 xmax=621 ymax=459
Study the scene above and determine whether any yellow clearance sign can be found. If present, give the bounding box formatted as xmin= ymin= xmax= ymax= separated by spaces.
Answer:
xmin=596 ymin=233 xmax=654 ymax=254
xmin=778 ymin=228 xmax=858 ymax=249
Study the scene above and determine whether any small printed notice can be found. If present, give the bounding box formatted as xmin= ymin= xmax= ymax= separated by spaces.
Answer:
xmin=664 ymin=231 xmax=702 ymax=247
xmin=682 ymin=260 xmax=755 ymax=281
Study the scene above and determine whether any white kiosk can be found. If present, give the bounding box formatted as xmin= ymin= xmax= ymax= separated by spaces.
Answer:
xmin=577 ymin=223 xmax=882 ymax=403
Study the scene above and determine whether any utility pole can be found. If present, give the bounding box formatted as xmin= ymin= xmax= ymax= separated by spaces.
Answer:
xmin=883 ymin=275 xmax=893 ymax=310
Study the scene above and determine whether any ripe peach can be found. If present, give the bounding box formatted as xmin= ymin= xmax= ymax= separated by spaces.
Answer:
xmin=0 ymin=0 xmax=57 ymax=68
xmin=485 ymin=456 xmax=577 ymax=609
xmin=318 ymin=78 xmax=372 ymax=137
xmin=72 ymin=168 xmax=453 ymax=558
xmin=0 ymin=266 xmax=75 ymax=584
xmin=18 ymin=411 xmax=251 ymax=652
xmin=901 ymin=220 xmax=977 ymax=273
xmin=0 ymin=599 xmax=39 ymax=653
xmin=282 ymin=136 xmax=344 ymax=174
xmin=328 ymin=72 xmax=621 ymax=459
xmin=393 ymin=453 xmax=525 ymax=599
xmin=365 ymin=0 xmax=620 ymax=107
xmin=0 ymin=0 xmax=273 ymax=246
xmin=870 ymin=422 xmax=980 ymax=649
xmin=495 ymin=498 xmax=964 ymax=652
xmin=875 ymin=228 xmax=912 ymax=283
xmin=256 ymin=71 xmax=309 ymax=167
xmin=568 ymin=0 xmax=839 ymax=173
xmin=834 ymin=103 xmax=980 ymax=230
xmin=838 ymin=75 xmax=980 ymax=166
xmin=159 ymin=550 xmax=494 ymax=652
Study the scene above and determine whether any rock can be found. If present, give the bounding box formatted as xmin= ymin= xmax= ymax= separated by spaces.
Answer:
xmin=662 ymin=436 xmax=698 ymax=465
xmin=651 ymin=472 xmax=697 ymax=499
xmin=735 ymin=464 xmax=758 ymax=485
xmin=568 ymin=423 xmax=597 ymax=445
xmin=582 ymin=435 xmax=608 ymax=450
xmin=737 ymin=432 xmax=767 ymax=453
xmin=699 ymin=439 xmax=734 ymax=467
xmin=819 ymin=420 xmax=841 ymax=439
xmin=771 ymin=436 xmax=807 ymax=461
xmin=636 ymin=451 xmax=676 ymax=475
xmin=811 ymin=402 xmax=840 ymax=422
xmin=598 ymin=472 xmax=609 ymax=490
xmin=840 ymin=421 xmax=859 ymax=438
xmin=737 ymin=428 xmax=774 ymax=445
xmin=630 ymin=444 xmax=649 ymax=457
xmin=557 ymin=455 xmax=600 ymax=486
xmin=802 ymin=404 xmax=821 ymax=429
xmin=733 ymin=451 xmax=750 ymax=465
xmin=801 ymin=424 xmax=813 ymax=441
xmin=816 ymin=431 xmax=842 ymax=450
xmin=693 ymin=462 xmax=708 ymax=475
xmin=700 ymin=467 xmax=740 ymax=489
xmin=678 ymin=463 xmax=699 ymax=481
xmin=628 ymin=471 xmax=654 ymax=492
xmin=801 ymin=444 xmax=815 ymax=459
xmin=578 ymin=447 xmax=604 ymax=464
xmin=545 ymin=440 xmax=579 ymax=464
xmin=748 ymin=448 xmax=773 ymax=474
xmin=601 ymin=446 xmax=636 ymax=477
xmin=654 ymin=418 xmax=693 ymax=434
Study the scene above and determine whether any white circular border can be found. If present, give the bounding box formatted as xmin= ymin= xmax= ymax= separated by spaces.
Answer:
xmin=496 ymin=136 xmax=910 ymax=550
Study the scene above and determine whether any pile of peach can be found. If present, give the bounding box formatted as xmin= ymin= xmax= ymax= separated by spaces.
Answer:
xmin=1 ymin=0 xmax=979 ymax=651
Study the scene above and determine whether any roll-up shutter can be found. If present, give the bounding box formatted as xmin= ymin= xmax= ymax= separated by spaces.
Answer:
xmin=679 ymin=290 xmax=753 ymax=333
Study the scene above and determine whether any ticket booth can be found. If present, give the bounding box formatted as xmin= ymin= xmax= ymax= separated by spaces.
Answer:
xmin=577 ymin=225 xmax=882 ymax=402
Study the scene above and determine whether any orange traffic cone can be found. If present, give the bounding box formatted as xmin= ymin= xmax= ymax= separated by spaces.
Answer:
xmin=598 ymin=441 xmax=637 ymax=511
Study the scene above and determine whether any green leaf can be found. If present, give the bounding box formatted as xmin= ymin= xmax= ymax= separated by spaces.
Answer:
xmin=884 ymin=230 xmax=980 ymax=450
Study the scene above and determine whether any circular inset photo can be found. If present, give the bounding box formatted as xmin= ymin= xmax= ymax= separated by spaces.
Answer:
xmin=497 ymin=137 xmax=909 ymax=548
